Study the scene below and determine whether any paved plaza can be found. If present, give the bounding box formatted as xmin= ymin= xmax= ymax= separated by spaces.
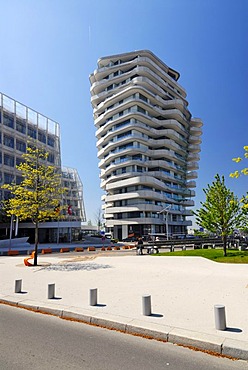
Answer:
xmin=1 ymin=249 xmax=248 ymax=360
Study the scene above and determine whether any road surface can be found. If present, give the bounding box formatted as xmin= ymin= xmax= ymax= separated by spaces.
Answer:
xmin=0 ymin=304 xmax=247 ymax=370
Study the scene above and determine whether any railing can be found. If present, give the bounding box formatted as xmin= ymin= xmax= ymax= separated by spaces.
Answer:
xmin=145 ymin=237 xmax=240 ymax=250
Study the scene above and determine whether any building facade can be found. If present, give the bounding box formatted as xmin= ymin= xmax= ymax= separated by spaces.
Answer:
xmin=61 ymin=166 xmax=86 ymax=221
xmin=0 ymin=92 xmax=86 ymax=243
xmin=90 ymin=50 xmax=203 ymax=240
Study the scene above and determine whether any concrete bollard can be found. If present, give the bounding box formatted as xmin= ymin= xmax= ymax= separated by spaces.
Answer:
xmin=48 ymin=283 xmax=55 ymax=299
xmin=89 ymin=288 xmax=98 ymax=306
xmin=15 ymin=279 xmax=22 ymax=293
xmin=214 ymin=304 xmax=226 ymax=330
xmin=142 ymin=295 xmax=151 ymax=316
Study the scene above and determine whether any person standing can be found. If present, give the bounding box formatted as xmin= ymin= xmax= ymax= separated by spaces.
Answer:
xmin=137 ymin=237 xmax=143 ymax=255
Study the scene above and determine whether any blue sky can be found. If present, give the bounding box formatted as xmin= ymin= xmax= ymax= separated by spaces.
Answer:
xmin=0 ymin=0 xmax=247 ymax=225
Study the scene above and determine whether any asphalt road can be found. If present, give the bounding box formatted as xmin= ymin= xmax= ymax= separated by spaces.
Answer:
xmin=0 ymin=304 xmax=247 ymax=370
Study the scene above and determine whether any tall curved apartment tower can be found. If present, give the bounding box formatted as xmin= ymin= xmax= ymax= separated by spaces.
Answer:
xmin=90 ymin=50 xmax=203 ymax=240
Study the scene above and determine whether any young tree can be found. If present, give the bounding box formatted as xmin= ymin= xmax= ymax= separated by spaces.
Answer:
xmin=95 ymin=206 xmax=103 ymax=232
xmin=2 ymin=146 xmax=65 ymax=265
xmin=194 ymin=175 xmax=242 ymax=256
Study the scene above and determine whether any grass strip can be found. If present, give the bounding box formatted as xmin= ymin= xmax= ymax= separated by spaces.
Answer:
xmin=154 ymin=249 xmax=248 ymax=263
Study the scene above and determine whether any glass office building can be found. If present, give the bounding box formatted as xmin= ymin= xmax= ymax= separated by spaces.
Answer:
xmin=0 ymin=92 xmax=86 ymax=242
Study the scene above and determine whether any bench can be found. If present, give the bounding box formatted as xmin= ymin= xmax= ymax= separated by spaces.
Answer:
xmin=60 ymin=247 xmax=70 ymax=253
xmin=201 ymin=243 xmax=214 ymax=249
xmin=24 ymin=251 xmax=35 ymax=266
xmin=8 ymin=250 xmax=19 ymax=256
xmin=172 ymin=245 xmax=185 ymax=252
xmin=159 ymin=245 xmax=173 ymax=252
xmin=75 ymin=247 xmax=84 ymax=252
xmin=213 ymin=243 xmax=224 ymax=249
xmin=41 ymin=248 xmax=52 ymax=254
xmin=87 ymin=247 xmax=96 ymax=251
xmin=184 ymin=244 xmax=195 ymax=250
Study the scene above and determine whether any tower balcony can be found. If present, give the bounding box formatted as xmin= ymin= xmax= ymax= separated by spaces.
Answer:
xmin=189 ymin=126 xmax=202 ymax=136
xmin=186 ymin=180 xmax=196 ymax=188
xmin=188 ymin=135 xmax=202 ymax=145
xmin=186 ymin=171 xmax=198 ymax=180
xmin=187 ymin=161 xmax=199 ymax=171
xmin=190 ymin=118 xmax=203 ymax=128
xmin=188 ymin=153 xmax=200 ymax=161
xmin=188 ymin=144 xmax=201 ymax=153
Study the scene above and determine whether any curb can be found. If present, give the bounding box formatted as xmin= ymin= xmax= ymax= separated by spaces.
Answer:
xmin=1 ymin=297 xmax=248 ymax=361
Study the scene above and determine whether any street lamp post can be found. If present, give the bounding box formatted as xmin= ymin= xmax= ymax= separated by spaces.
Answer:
xmin=157 ymin=205 xmax=172 ymax=240
xmin=165 ymin=211 xmax=169 ymax=241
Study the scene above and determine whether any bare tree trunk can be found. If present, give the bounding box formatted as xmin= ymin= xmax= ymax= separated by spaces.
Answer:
xmin=34 ymin=221 xmax=39 ymax=266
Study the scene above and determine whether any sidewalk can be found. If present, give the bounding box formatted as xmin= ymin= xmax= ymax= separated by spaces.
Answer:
xmin=1 ymin=251 xmax=248 ymax=361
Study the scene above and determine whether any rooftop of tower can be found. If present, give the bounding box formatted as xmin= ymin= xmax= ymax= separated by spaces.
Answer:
xmin=97 ymin=50 xmax=180 ymax=81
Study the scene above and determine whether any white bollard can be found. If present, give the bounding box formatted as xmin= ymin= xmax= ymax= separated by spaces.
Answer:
xmin=48 ymin=283 xmax=55 ymax=299
xmin=142 ymin=295 xmax=151 ymax=316
xmin=214 ymin=304 xmax=226 ymax=330
xmin=15 ymin=279 xmax=22 ymax=293
xmin=89 ymin=288 xmax=98 ymax=306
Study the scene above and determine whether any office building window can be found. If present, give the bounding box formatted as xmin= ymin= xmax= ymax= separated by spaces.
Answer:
xmin=0 ymin=151 xmax=2 ymax=164
xmin=4 ymin=173 xmax=14 ymax=184
xmin=16 ymin=139 xmax=26 ymax=153
xmin=16 ymin=118 xmax=26 ymax=134
xmin=28 ymin=125 xmax=37 ymax=139
xmin=38 ymin=130 xmax=46 ymax=144
xmin=48 ymin=153 xmax=54 ymax=163
xmin=16 ymin=176 xmax=23 ymax=185
xmin=47 ymin=135 xmax=55 ymax=147
xmin=4 ymin=154 xmax=14 ymax=167
xmin=16 ymin=157 xmax=23 ymax=166
xmin=3 ymin=134 xmax=14 ymax=148
xmin=3 ymin=112 xmax=14 ymax=129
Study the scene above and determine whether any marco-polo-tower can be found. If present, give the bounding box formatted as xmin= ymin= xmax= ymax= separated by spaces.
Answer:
xmin=90 ymin=50 xmax=203 ymax=240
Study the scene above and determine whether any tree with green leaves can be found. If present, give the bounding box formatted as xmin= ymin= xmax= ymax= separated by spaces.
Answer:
xmin=230 ymin=145 xmax=248 ymax=178
xmin=194 ymin=174 xmax=243 ymax=256
xmin=230 ymin=145 xmax=248 ymax=214
xmin=2 ymin=146 xmax=65 ymax=265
